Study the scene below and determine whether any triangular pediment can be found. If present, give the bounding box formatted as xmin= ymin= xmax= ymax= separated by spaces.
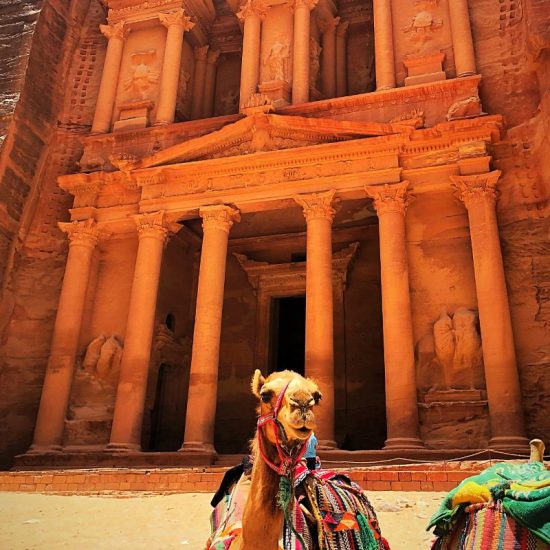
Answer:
xmin=130 ymin=114 xmax=400 ymax=169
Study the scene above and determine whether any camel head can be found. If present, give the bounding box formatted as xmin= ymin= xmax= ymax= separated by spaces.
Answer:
xmin=252 ymin=369 xmax=321 ymax=448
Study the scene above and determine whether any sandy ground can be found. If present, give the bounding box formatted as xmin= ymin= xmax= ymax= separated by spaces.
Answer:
xmin=0 ymin=491 xmax=445 ymax=549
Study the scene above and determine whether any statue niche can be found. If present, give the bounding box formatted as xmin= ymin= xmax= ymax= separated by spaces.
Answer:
xmin=416 ymin=307 xmax=485 ymax=395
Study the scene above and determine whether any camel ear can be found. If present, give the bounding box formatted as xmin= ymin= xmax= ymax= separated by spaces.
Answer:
xmin=312 ymin=390 xmax=322 ymax=405
xmin=251 ymin=369 xmax=266 ymax=399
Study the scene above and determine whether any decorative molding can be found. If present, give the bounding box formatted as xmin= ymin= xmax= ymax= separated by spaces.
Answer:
xmin=59 ymin=219 xmax=101 ymax=248
xmin=199 ymin=205 xmax=241 ymax=233
xmin=365 ymin=181 xmax=411 ymax=216
xmin=294 ymin=189 xmax=337 ymax=222
xmin=158 ymin=9 xmax=195 ymax=31
xmin=451 ymin=170 xmax=501 ymax=209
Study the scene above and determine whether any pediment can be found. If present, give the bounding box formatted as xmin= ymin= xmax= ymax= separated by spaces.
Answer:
xmin=129 ymin=114 xmax=401 ymax=170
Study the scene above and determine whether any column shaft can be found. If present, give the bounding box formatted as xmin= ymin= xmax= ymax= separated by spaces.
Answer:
xmin=181 ymin=206 xmax=240 ymax=453
xmin=191 ymin=46 xmax=209 ymax=120
xmin=295 ymin=190 xmax=336 ymax=447
xmin=292 ymin=0 xmax=317 ymax=105
xmin=202 ymin=50 xmax=220 ymax=118
xmin=336 ymin=21 xmax=349 ymax=97
xmin=373 ymin=0 xmax=396 ymax=90
xmin=31 ymin=220 xmax=99 ymax=450
xmin=452 ymin=172 xmax=527 ymax=449
xmin=366 ymin=183 xmax=423 ymax=449
xmin=321 ymin=18 xmax=338 ymax=99
xmin=448 ymin=0 xmax=476 ymax=77
xmin=91 ymin=23 xmax=127 ymax=134
xmin=109 ymin=213 xmax=177 ymax=450
xmin=156 ymin=10 xmax=194 ymax=124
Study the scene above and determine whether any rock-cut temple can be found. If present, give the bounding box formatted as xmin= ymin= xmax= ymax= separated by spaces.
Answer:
xmin=0 ymin=0 xmax=548 ymax=469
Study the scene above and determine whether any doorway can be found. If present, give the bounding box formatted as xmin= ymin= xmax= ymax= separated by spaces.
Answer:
xmin=269 ymin=295 xmax=306 ymax=375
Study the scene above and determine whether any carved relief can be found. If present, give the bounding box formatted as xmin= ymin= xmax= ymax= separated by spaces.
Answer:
xmin=263 ymin=42 xmax=290 ymax=82
xmin=402 ymin=10 xmax=443 ymax=43
xmin=124 ymin=50 xmax=159 ymax=99
xmin=446 ymin=96 xmax=482 ymax=120
xmin=309 ymin=39 xmax=322 ymax=90
xmin=83 ymin=335 xmax=123 ymax=385
xmin=416 ymin=308 xmax=485 ymax=393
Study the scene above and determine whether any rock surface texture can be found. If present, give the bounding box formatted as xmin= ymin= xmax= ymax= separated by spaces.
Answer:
xmin=0 ymin=0 xmax=549 ymax=469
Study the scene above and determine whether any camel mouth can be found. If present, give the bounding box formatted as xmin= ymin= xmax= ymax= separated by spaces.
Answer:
xmin=289 ymin=425 xmax=313 ymax=440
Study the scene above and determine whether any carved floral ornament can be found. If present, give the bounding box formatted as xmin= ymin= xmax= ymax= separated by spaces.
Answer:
xmin=99 ymin=21 xmax=130 ymax=41
xmin=158 ymin=9 xmax=195 ymax=30
xmin=294 ymin=189 xmax=337 ymax=222
xmin=58 ymin=218 xmax=102 ymax=247
xmin=237 ymin=0 xmax=270 ymax=22
xmin=199 ymin=205 xmax=241 ymax=233
xmin=294 ymin=0 xmax=319 ymax=10
xmin=134 ymin=211 xmax=182 ymax=241
xmin=365 ymin=181 xmax=411 ymax=216
xmin=450 ymin=170 xmax=501 ymax=209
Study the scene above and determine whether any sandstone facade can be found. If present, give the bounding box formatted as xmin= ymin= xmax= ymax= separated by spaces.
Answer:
xmin=0 ymin=0 xmax=548 ymax=469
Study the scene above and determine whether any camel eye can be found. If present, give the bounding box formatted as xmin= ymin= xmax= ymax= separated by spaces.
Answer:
xmin=260 ymin=389 xmax=273 ymax=403
xmin=312 ymin=391 xmax=322 ymax=404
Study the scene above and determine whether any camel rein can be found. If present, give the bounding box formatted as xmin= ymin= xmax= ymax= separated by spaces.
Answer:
xmin=256 ymin=381 xmax=310 ymax=477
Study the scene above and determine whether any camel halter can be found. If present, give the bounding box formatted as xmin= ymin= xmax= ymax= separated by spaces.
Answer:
xmin=256 ymin=381 xmax=310 ymax=477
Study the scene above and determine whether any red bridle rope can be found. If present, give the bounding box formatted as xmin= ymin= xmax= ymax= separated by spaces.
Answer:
xmin=256 ymin=381 xmax=310 ymax=477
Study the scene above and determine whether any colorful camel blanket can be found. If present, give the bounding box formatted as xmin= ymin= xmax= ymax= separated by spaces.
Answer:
xmin=427 ymin=461 xmax=550 ymax=546
xmin=207 ymin=462 xmax=388 ymax=550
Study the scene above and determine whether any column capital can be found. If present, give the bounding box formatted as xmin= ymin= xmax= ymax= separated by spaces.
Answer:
xmin=336 ymin=19 xmax=350 ymax=37
xmin=194 ymin=45 xmax=209 ymax=62
xmin=294 ymin=189 xmax=337 ymax=222
xmin=58 ymin=219 xmax=101 ymax=248
xmin=365 ymin=181 xmax=411 ymax=216
xmin=99 ymin=21 xmax=129 ymax=41
xmin=134 ymin=211 xmax=181 ymax=242
xmin=319 ymin=16 xmax=340 ymax=34
xmin=294 ymin=0 xmax=319 ymax=11
xmin=200 ymin=205 xmax=241 ymax=233
xmin=158 ymin=9 xmax=195 ymax=31
xmin=237 ymin=0 xmax=270 ymax=22
xmin=207 ymin=49 xmax=221 ymax=65
xmin=451 ymin=170 xmax=501 ymax=209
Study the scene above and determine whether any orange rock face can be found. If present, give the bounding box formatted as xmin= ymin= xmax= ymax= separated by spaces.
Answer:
xmin=0 ymin=0 xmax=548 ymax=469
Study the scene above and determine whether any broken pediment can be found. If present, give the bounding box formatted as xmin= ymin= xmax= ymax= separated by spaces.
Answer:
xmin=126 ymin=113 xmax=404 ymax=170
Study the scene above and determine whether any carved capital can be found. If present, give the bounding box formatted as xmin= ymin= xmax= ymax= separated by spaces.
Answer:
xmin=194 ymin=45 xmax=209 ymax=62
xmin=451 ymin=170 xmax=501 ymax=209
xmin=319 ymin=16 xmax=341 ymax=34
xmin=365 ymin=182 xmax=410 ymax=216
xmin=294 ymin=0 xmax=319 ymax=10
xmin=134 ymin=211 xmax=181 ymax=242
xmin=200 ymin=205 xmax=241 ymax=234
xmin=207 ymin=49 xmax=221 ymax=65
xmin=336 ymin=20 xmax=350 ymax=38
xmin=158 ymin=9 xmax=195 ymax=31
xmin=99 ymin=21 xmax=128 ymax=41
xmin=59 ymin=219 xmax=101 ymax=248
xmin=294 ymin=189 xmax=337 ymax=222
xmin=237 ymin=0 xmax=270 ymax=21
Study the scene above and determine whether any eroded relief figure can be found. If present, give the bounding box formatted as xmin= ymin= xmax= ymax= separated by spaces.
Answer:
xmin=416 ymin=307 xmax=485 ymax=393
xmin=264 ymin=42 xmax=290 ymax=82
xmin=309 ymin=39 xmax=322 ymax=90
xmin=82 ymin=334 xmax=123 ymax=385
xmin=124 ymin=50 xmax=159 ymax=98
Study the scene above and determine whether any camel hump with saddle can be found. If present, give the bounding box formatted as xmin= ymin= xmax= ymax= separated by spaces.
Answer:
xmin=206 ymin=369 xmax=390 ymax=550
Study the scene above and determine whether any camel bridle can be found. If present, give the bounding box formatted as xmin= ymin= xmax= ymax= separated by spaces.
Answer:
xmin=256 ymin=381 xmax=310 ymax=477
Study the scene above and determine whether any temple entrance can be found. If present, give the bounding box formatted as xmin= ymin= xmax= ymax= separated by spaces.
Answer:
xmin=269 ymin=295 xmax=306 ymax=375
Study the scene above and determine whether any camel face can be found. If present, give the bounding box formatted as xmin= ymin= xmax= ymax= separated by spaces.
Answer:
xmin=252 ymin=369 xmax=321 ymax=445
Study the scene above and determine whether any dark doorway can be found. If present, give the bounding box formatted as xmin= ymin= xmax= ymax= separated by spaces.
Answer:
xmin=269 ymin=295 xmax=306 ymax=375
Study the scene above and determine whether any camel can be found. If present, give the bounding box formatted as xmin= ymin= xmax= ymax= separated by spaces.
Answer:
xmin=207 ymin=369 xmax=388 ymax=550
xmin=429 ymin=439 xmax=550 ymax=549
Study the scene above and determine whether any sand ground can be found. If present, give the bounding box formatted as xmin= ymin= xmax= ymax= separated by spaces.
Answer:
xmin=0 ymin=490 xmax=445 ymax=549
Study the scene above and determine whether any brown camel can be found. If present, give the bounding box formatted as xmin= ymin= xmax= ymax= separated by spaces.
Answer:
xmin=207 ymin=369 xmax=388 ymax=550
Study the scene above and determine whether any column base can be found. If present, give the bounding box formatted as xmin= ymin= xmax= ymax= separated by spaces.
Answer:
xmin=376 ymin=85 xmax=395 ymax=91
xmin=457 ymin=71 xmax=477 ymax=78
xmin=489 ymin=436 xmax=530 ymax=453
xmin=384 ymin=437 xmax=425 ymax=450
xmin=317 ymin=440 xmax=338 ymax=450
xmin=179 ymin=441 xmax=217 ymax=454
xmin=105 ymin=442 xmax=142 ymax=452
xmin=26 ymin=443 xmax=63 ymax=454
xmin=153 ymin=120 xmax=171 ymax=126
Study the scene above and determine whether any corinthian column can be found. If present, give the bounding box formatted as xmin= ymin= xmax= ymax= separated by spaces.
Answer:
xmin=30 ymin=220 xmax=100 ymax=451
xmin=292 ymin=0 xmax=318 ymax=104
xmin=108 ymin=212 xmax=180 ymax=450
xmin=202 ymin=49 xmax=221 ymax=118
xmin=191 ymin=45 xmax=209 ymax=120
xmin=320 ymin=17 xmax=339 ymax=99
xmin=238 ymin=0 xmax=268 ymax=110
xmin=336 ymin=20 xmax=349 ymax=97
xmin=181 ymin=205 xmax=240 ymax=454
xmin=92 ymin=22 xmax=129 ymax=134
xmin=365 ymin=183 xmax=423 ymax=449
xmin=452 ymin=171 xmax=528 ymax=450
xmin=294 ymin=190 xmax=336 ymax=448
xmin=373 ymin=0 xmax=396 ymax=90
xmin=156 ymin=9 xmax=195 ymax=125
xmin=448 ymin=0 xmax=476 ymax=77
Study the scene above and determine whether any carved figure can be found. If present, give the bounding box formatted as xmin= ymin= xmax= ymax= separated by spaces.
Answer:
xmin=446 ymin=96 xmax=482 ymax=120
xmin=206 ymin=370 xmax=388 ymax=549
xmin=83 ymin=334 xmax=123 ymax=385
xmin=264 ymin=42 xmax=290 ymax=82
xmin=124 ymin=50 xmax=159 ymax=98
xmin=416 ymin=308 xmax=484 ymax=392
xmin=309 ymin=39 xmax=322 ymax=90
xmin=403 ymin=10 xmax=443 ymax=43
xmin=180 ymin=71 xmax=191 ymax=100
xmin=83 ymin=335 xmax=106 ymax=372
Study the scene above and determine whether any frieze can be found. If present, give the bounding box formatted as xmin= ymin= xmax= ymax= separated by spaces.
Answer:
xmin=107 ymin=0 xmax=181 ymax=22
